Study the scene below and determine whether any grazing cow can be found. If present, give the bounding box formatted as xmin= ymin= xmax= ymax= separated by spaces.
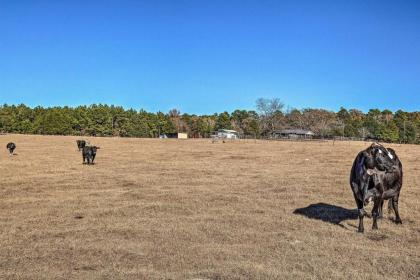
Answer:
xmin=350 ymin=143 xmax=403 ymax=232
xmin=82 ymin=146 xmax=99 ymax=165
xmin=6 ymin=142 xmax=16 ymax=155
xmin=76 ymin=140 xmax=86 ymax=151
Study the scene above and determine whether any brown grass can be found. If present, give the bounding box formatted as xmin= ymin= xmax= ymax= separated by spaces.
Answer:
xmin=0 ymin=134 xmax=419 ymax=279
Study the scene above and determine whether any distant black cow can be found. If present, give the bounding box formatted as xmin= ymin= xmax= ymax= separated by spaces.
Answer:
xmin=350 ymin=143 xmax=403 ymax=233
xmin=76 ymin=140 xmax=86 ymax=151
xmin=6 ymin=142 xmax=16 ymax=155
xmin=82 ymin=146 xmax=99 ymax=165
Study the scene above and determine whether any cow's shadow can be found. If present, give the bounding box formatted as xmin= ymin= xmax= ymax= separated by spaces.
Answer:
xmin=293 ymin=203 xmax=358 ymax=226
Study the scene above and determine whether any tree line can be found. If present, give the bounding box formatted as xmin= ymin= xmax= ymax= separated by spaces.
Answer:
xmin=0 ymin=98 xmax=418 ymax=144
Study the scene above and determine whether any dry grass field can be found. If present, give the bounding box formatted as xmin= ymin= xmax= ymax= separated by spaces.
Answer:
xmin=0 ymin=134 xmax=419 ymax=279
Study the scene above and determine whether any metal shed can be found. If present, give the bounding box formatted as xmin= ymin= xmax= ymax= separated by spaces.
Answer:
xmin=272 ymin=129 xmax=315 ymax=139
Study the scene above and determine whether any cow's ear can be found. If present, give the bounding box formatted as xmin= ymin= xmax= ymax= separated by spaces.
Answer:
xmin=386 ymin=148 xmax=396 ymax=160
xmin=370 ymin=143 xmax=380 ymax=151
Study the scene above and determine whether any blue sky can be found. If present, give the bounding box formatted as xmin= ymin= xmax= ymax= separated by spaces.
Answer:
xmin=1 ymin=0 xmax=419 ymax=114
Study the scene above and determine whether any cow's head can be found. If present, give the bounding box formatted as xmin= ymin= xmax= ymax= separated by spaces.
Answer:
xmin=359 ymin=143 xmax=394 ymax=205
xmin=363 ymin=170 xmax=385 ymax=205
xmin=367 ymin=143 xmax=394 ymax=172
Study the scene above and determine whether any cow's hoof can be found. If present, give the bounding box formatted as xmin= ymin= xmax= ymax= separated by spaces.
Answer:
xmin=372 ymin=225 xmax=378 ymax=230
xmin=358 ymin=228 xmax=364 ymax=233
xmin=395 ymin=219 xmax=402 ymax=224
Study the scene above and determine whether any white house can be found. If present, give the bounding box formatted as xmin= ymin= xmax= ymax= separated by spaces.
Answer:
xmin=217 ymin=129 xmax=239 ymax=139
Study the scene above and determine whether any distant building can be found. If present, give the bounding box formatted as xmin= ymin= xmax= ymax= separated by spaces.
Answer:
xmin=217 ymin=129 xmax=239 ymax=139
xmin=177 ymin=133 xmax=188 ymax=139
xmin=160 ymin=133 xmax=188 ymax=139
xmin=272 ymin=129 xmax=315 ymax=139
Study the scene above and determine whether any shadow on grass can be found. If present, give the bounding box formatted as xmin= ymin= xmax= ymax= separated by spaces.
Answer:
xmin=293 ymin=203 xmax=358 ymax=226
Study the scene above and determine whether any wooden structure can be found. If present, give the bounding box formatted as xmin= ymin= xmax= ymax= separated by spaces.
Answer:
xmin=272 ymin=129 xmax=315 ymax=139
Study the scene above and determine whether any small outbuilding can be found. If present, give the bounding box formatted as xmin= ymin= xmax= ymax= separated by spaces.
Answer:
xmin=272 ymin=129 xmax=315 ymax=139
xmin=217 ymin=129 xmax=239 ymax=139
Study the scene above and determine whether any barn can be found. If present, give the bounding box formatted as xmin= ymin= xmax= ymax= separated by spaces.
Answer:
xmin=272 ymin=129 xmax=315 ymax=139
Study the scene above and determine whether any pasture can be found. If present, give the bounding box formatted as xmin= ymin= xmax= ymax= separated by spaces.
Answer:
xmin=0 ymin=134 xmax=419 ymax=279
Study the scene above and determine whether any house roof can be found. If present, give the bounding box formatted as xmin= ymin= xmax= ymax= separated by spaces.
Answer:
xmin=218 ymin=129 xmax=238 ymax=133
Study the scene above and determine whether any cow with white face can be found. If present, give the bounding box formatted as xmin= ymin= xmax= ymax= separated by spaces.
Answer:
xmin=350 ymin=143 xmax=403 ymax=233
xmin=6 ymin=142 xmax=16 ymax=155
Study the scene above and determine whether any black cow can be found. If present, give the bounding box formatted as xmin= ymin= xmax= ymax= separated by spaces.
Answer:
xmin=6 ymin=142 xmax=16 ymax=155
xmin=82 ymin=146 xmax=99 ymax=165
xmin=350 ymin=143 xmax=403 ymax=232
xmin=76 ymin=140 xmax=86 ymax=151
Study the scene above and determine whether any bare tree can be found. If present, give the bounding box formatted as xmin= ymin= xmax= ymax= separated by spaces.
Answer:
xmin=256 ymin=98 xmax=285 ymax=135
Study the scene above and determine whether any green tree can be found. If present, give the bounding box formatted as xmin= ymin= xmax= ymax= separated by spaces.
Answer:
xmin=215 ymin=112 xmax=232 ymax=130
xmin=37 ymin=108 xmax=72 ymax=135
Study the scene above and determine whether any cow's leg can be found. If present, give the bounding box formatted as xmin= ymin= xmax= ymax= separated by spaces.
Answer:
xmin=92 ymin=155 xmax=96 ymax=164
xmin=379 ymin=199 xmax=384 ymax=218
xmin=372 ymin=198 xmax=381 ymax=230
xmin=358 ymin=209 xmax=365 ymax=233
xmin=388 ymin=199 xmax=394 ymax=214
xmin=83 ymin=155 xmax=86 ymax=164
xmin=352 ymin=189 xmax=366 ymax=233
xmin=354 ymin=197 xmax=365 ymax=233
xmin=392 ymin=195 xmax=402 ymax=224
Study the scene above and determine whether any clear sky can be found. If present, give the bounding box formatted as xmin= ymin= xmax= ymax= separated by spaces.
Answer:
xmin=1 ymin=0 xmax=419 ymax=114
